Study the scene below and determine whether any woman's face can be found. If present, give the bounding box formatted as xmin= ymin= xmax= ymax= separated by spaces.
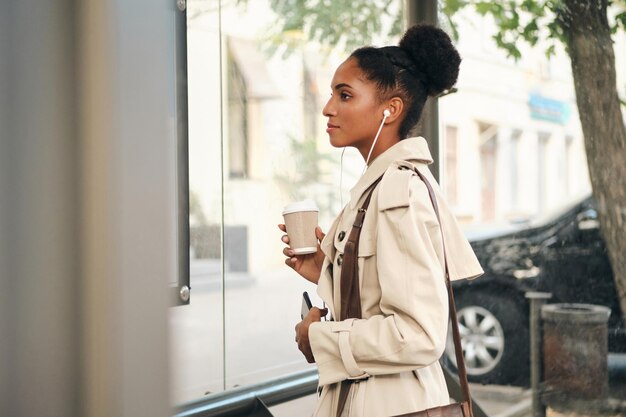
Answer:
xmin=322 ymin=57 xmax=386 ymax=152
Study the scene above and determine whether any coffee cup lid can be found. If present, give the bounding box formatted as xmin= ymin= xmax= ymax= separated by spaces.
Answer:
xmin=282 ymin=199 xmax=319 ymax=215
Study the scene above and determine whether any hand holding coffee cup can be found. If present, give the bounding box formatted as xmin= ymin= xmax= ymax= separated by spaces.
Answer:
xmin=279 ymin=200 xmax=325 ymax=284
xmin=282 ymin=200 xmax=319 ymax=255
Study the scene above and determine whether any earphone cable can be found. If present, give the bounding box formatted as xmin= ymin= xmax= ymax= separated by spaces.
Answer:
xmin=362 ymin=112 xmax=389 ymax=175
xmin=340 ymin=147 xmax=346 ymax=208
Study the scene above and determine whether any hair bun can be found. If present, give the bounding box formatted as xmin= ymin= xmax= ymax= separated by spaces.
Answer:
xmin=399 ymin=24 xmax=461 ymax=97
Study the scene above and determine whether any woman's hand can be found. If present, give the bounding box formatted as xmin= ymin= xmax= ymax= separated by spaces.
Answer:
xmin=295 ymin=307 xmax=328 ymax=363
xmin=278 ymin=224 xmax=326 ymax=284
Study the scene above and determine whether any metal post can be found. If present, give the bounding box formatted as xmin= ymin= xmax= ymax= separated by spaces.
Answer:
xmin=405 ymin=0 xmax=440 ymax=182
xmin=526 ymin=292 xmax=552 ymax=417
xmin=405 ymin=0 xmax=438 ymax=25
xmin=174 ymin=0 xmax=191 ymax=306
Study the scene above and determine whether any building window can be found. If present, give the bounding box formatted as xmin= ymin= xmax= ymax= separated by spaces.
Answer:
xmin=565 ymin=135 xmax=574 ymax=197
xmin=444 ymin=125 xmax=458 ymax=206
xmin=538 ymin=132 xmax=551 ymax=213
xmin=479 ymin=123 xmax=498 ymax=221
xmin=510 ymin=129 xmax=522 ymax=209
xmin=303 ymin=66 xmax=319 ymax=141
xmin=227 ymin=53 xmax=249 ymax=179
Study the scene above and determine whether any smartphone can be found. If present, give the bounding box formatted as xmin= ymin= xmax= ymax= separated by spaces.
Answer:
xmin=301 ymin=291 xmax=313 ymax=319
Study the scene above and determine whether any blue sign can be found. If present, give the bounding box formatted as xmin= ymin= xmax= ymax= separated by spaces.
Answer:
xmin=528 ymin=93 xmax=572 ymax=124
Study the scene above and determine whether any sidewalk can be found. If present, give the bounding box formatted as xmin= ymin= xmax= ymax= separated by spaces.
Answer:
xmin=471 ymin=384 xmax=531 ymax=417
xmin=270 ymin=354 xmax=626 ymax=417
xmin=269 ymin=384 xmax=532 ymax=417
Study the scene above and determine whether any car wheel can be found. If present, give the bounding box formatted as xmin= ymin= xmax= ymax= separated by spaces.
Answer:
xmin=443 ymin=291 xmax=529 ymax=386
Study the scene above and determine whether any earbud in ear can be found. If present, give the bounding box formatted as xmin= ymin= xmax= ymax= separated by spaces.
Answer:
xmin=383 ymin=109 xmax=391 ymax=118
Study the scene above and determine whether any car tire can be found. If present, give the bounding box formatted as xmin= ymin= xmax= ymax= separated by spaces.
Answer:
xmin=442 ymin=290 xmax=530 ymax=386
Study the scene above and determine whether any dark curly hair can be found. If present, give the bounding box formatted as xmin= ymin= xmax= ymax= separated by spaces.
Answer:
xmin=350 ymin=24 xmax=461 ymax=138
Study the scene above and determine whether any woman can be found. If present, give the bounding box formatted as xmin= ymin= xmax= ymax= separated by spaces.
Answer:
xmin=279 ymin=24 xmax=483 ymax=417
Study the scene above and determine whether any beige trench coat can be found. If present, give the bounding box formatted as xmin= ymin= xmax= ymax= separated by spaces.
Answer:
xmin=308 ymin=137 xmax=483 ymax=417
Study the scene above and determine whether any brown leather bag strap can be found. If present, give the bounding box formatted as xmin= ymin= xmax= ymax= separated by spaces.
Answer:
xmin=411 ymin=167 xmax=473 ymax=414
xmin=336 ymin=176 xmax=383 ymax=417
xmin=339 ymin=176 xmax=382 ymax=321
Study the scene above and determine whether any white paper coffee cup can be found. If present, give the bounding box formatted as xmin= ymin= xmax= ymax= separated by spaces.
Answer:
xmin=282 ymin=200 xmax=319 ymax=255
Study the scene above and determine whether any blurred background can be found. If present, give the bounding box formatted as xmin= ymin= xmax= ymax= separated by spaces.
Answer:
xmin=1 ymin=0 xmax=625 ymax=416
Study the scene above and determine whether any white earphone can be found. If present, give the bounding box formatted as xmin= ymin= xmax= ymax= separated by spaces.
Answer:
xmin=364 ymin=109 xmax=391 ymax=168
xmin=342 ymin=108 xmax=392 ymax=206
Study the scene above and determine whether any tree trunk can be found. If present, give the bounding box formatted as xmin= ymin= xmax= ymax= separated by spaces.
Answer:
xmin=558 ymin=0 xmax=626 ymax=323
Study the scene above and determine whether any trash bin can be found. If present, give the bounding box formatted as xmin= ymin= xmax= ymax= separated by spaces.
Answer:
xmin=541 ymin=303 xmax=611 ymax=401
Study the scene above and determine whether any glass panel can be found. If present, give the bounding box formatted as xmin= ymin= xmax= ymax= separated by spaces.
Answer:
xmin=169 ymin=0 xmax=224 ymax=404
xmin=217 ymin=0 xmax=404 ymax=390
xmin=219 ymin=0 xmax=332 ymax=389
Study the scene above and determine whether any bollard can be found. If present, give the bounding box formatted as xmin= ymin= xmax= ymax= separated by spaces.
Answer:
xmin=541 ymin=303 xmax=611 ymax=406
xmin=526 ymin=292 xmax=552 ymax=417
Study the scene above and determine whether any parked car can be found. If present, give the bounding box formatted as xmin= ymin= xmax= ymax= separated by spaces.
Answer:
xmin=443 ymin=195 xmax=626 ymax=386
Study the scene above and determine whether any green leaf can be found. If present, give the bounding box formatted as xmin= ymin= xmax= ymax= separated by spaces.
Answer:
xmin=501 ymin=11 xmax=520 ymax=31
xmin=494 ymin=32 xmax=522 ymax=60
xmin=522 ymin=20 xmax=540 ymax=45
xmin=613 ymin=11 xmax=626 ymax=33
xmin=442 ymin=0 xmax=467 ymax=15
xmin=444 ymin=13 xmax=461 ymax=41
xmin=521 ymin=0 xmax=543 ymax=14
xmin=475 ymin=2 xmax=495 ymax=16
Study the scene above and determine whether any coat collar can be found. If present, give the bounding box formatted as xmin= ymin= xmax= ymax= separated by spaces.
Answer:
xmin=320 ymin=208 xmax=342 ymax=260
xmin=349 ymin=137 xmax=433 ymax=209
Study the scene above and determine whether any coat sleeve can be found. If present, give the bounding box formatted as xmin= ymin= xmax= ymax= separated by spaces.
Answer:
xmin=309 ymin=171 xmax=450 ymax=386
